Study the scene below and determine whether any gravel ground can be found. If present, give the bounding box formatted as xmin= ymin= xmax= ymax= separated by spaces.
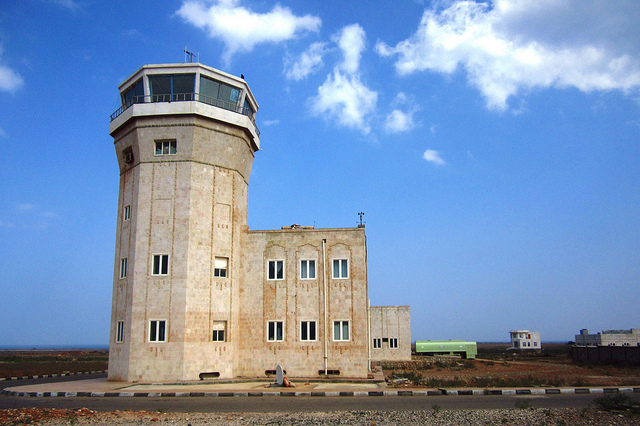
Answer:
xmin=4 ymin=408 xmax=639 ymax=425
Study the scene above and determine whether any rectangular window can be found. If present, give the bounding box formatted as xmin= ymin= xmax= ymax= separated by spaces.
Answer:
xmin=214 ymin=257 xmax=228 ymax=278
xmin=268 ymin=260 xmax=284 ymax=280
xmin=333 ymin=320 xmax=350 ymax=341
xmin=122 ymin=79 xmax=144 ymax=107
xmin=149 ymin=74 xmax=195 ymax=102
xmin=300 ymin=321 xmax=317 ymax=341
xmin=152 ymin=254 xmax=169 ymax=275
xmin=212 ymin=320 xmax=226 ymax=342
xmin=300 ymin=259 xmax=316 ymax=280
xmin=534 ymin=342 xmax=538 ymax=347
xmin=155 ymin=140 xmax=176 ymax=156
xmin=373 ymin=338 xmax=381 ymax=349
xmin=149 ymin=320 xmax=166 ymax=342
xmin=116 ymin=320 xmax=124 ymax=343
xmin=199 ymin=76 xmax=241 ymax=111
xmin=119 ymin=258 xmax=128 ymax=279
xmin=389 ymin=338 xmax=398 ymax=349
xmin=124 ymin=205 xmax=131 ymax=221
xmin=267 ymin=321 xmax=284 ymax=341
xmin=332 ymin=259 xmax=349 ymax=279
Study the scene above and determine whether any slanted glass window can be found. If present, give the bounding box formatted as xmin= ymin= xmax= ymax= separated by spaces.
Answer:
xmin=155 ymin=140 xmax=176 ymax=155
xmin=214 ymin=257 xmax=228 ymax=278
xmin=116 ymin=320 xmax=124 ymax=343
xmin=122 ymin=79 xmax=144 ymax=107
xmin=300 ymin=259 xmax=316 ymax=280
xmin=333 ymin=320 xmax=349 ymax=341
xmin=152 ymin=254 xmax=169 ymax=275
xmin=300 ymin=321 xmax=317 ymax=341
xmin=268 ymin=321 xmax=284 ymax=341
xmin=332 ymin=259 xmax=348 ymax=279
xmin=268 ymin=260 xmax=284 ymax=280
xmin=149 ymin=320 xmax=166 ymax=342
xmin=120 ymin=258 xmax=128 ymax=279
xmin=243 ymin=97 xmax=254 ymax=119
xmin=199 ymin=76 xmax=241 ymax=111
xmin=212 ymin=320 xmax=226 ymax=342
xmin=149 ymin=74 xmax=195 ymax=102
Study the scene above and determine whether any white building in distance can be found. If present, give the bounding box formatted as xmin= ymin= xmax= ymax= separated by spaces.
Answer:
xmin=509 ymin=330 xmax=541 ymax=350
xmin=575 ymin=329 xmax=640 ymax=346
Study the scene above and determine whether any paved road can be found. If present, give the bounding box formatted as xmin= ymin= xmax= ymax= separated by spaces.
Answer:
xmin=2 ymin=374 xmax=639 ymax=413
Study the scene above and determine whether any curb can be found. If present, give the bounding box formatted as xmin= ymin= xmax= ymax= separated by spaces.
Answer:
xmin=3 ymin=387 xmax=640 ymax=398
xmin=0 ymin=371 xmax=107 ymax=382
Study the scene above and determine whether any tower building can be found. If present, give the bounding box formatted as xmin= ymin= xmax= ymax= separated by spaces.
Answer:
xmin=108 ymin=62 xmax=406 ymax=383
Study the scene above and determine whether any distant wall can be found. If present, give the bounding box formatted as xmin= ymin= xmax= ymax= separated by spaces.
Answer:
xmin=571 ymin=345 xmax=640 ymax=365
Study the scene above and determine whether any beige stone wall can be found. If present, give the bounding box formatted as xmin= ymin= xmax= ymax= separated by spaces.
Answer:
xmin=237 ymin=228 xmax=370 ymax=378
xmin=370 ymin=306 xmax=411 ymax=361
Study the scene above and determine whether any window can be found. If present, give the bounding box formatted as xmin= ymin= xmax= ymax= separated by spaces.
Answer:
xmin=389 ymin=338 xmax=398 ymax=349
xmin=534 ymin=342 xmax=538 ymax=347
xmin=124 ymin=205 xmax=131 ymax=221
xmin=333 ymin=320 xmax=349 ymax=341
xmin=149 ymin=74 xmax=195 ymax=102
xmin=120 ymin=258 xmax=128 ymax=279
xmin=199 ymin=76 xmax=240 ymax=111
xmin=300 ymin=321 xmax=317 ymax=341
xmin=152 ymin=254 xmax=169 ymax=275
xmin=116 ymin=320 xmax=124 ymax=343
xmin=332 ymin=259 xmax=348 ymax=279
xmin=149 ymin=320 xmax=166 ymax=342
xmin=214 ymin=257 xmax=228 ymax=278
xmin=155 ymin=140 xmax=176 ymax=156
xmin=300 ymin=259 xmax=316 ymax=280
xmin=373 ymin=338 xmax=381 ymax=349
xmin=212 ymin=320 xmax=226 ymax=342
xmin=268 ymin=260 xmax=284 ymax=280
xmin=122 ymin=79 xmax=144 ymax=107
xmin=268 ymin=321 xmax=284 ymax=341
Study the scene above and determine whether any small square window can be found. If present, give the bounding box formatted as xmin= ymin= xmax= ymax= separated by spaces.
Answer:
xmin=389 ymin=338 xmax=398 ymax=349
xmin=214 ymin=257 xmax=228 ymax=278
xmin=268 ymin=321 xmax=284 ymax=341
xmin=332 ymin=259 xmax=348 ymax=279
xmin=116 ymin=320 xmax=124 ymax=343
xmin=300 ymin=321 xmax=317 ymax=341
xmin=120 ymin=258 xmax=128 ymax=279
xmin=149 ymin=320 xmax=166 ymax=342
xmin=300 ymin=259 xmax=316 ymax=280
xmin=212 ymin=320 xmax=226 ymax=342
xmin=152 ymin=254 xmax=169 ymax=275
xmin=124 ymin=205 xmax=131 ymax=221
xmin=333 ymin=320 xmax=349 ymax=341
xmin=268 ymin=260 xmax=284 ymax=280
xmin=373 ymin=338 xmax=381 ymax=349
xmin=155 ymin=140 xmax=176 ymax=156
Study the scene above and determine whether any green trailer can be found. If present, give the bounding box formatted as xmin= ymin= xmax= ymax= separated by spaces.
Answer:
xmin=415 ymin=340 xmax=477 ymax=359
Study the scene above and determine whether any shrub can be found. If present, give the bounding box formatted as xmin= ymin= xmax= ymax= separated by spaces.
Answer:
xmin=593 ymin=393 xmax=633 ymax=411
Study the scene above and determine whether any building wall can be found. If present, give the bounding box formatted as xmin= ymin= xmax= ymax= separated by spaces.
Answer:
xmin=575 ymin=329 xmax=640 ymax=346
xmin=370 ymin=306 xmax=411 ymax=361
xmin=236 ymin=227 xmax=370 ymax=378
xmin=509 ymin=330 xmax=541 ymax=350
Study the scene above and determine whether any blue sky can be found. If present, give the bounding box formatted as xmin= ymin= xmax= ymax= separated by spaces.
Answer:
xmin=1 ymin=0 xmax=639 ymax=347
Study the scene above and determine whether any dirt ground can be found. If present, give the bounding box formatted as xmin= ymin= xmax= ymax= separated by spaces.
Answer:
xmin=383 ymin=343 xmax=640 ymax=388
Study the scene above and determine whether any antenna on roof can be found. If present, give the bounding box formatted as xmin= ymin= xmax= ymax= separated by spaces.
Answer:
xmin=358 ymin=212 xmax=365 ymax=228
xmin=184 ymin=47 xmax=196 ymax=63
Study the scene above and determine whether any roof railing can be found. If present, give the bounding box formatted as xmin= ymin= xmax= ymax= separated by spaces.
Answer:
xmin=110 ymin=93 xmax=260 ymax=137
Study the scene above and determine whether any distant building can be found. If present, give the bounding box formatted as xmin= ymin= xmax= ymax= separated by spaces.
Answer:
xmin=575 ymin=329 xmax=640 ymax=346
xmin=369 ymin=306 xmax=411 ymax=361
xmin=509 ymin=330 xmax=541 ymax=350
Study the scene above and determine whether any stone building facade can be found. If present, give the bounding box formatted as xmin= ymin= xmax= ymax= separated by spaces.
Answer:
xmin=107 ymin=63 xmax=399 ymax=382
xmin=369 ymin=306 xmax=411 ymax=361
xmin=575 ymin=329 xmax=640 ymax=346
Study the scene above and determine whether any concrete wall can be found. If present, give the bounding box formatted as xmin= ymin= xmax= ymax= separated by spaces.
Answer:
xmin=370 ymin=306 xmax=411 ymax=361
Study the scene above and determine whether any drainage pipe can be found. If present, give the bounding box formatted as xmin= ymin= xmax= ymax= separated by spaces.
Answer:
xmin=322 ymin=238 xmax=328 ymax=376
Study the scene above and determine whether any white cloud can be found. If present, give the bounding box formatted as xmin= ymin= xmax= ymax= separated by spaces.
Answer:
xmin=0 ymin=46 xmax=23 ymax=93
xmin=308 ymin=24 xmax=378 ymax=134
xmin=423 ymin=149 xmax=446 ymax=165
xmin=285 ymin=42 xmax=327 ymax=81
xmin=18 ymin=203 xmax=35 ymax=212
xmin=48 ymin=0 xmax=81 ymax=11
xmin=334 ymin=24 xmax=366 ymax=74
xmin=376 ymin=0 xmax=640 ymax=111
xmin=177 ymin=0 xmax=321 ymax=64
xmin=309 ymin=70 xmax=377 ymax=134
xmin=262 ymin=119 xmax=280 ymax=126
xmin=384 ymin=92 xmax=417 ymax=134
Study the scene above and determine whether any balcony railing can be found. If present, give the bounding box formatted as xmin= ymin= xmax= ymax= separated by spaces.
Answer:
xmin=110 ymin=93 xmax=259 ymax=137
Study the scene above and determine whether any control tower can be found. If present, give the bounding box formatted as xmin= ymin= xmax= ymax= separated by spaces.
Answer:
xmin=108 ymin=63 xmax=259 ymax=381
